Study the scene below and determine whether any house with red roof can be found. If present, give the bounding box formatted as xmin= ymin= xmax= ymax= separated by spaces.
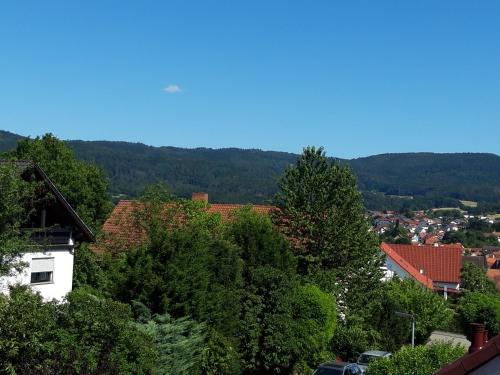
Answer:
xmin=380 ymin=243 xmax=463 ymax=299
xmin=97 ymin=192 xmax=274 ymax=254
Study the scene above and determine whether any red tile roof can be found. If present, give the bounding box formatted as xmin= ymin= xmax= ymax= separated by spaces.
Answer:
xmin=381 ymin=243 xmax=434 ymax=289
xmin=435 ymin=335 xmax=500 ymax=375
xmin=98 ymin=199 xmax=275 ymax=253
xmin=381 ymin=243 xmax=463 ymax=285
xmin=425 ymin=235 xmax=439 ymax=245
xmin=207 ymin=203 xmax=274 ymax=220
xmin=486 ymin=269 xmax=500 ymax=290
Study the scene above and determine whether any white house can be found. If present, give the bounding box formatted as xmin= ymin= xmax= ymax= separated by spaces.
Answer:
xmin=0 ymin=161 xmax=94 ymax=301
xmin=380 ymin=242 xmax=462 ymax=300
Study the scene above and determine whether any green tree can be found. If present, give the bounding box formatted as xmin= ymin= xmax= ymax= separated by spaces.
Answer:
xmin=380 ymin=221 xmax=411 ymax=244
xmin=231 ymin=209 xmax=336 ymax=373
xmin=72 ymin=243 xmax=109 ymax=290
xmin=8 ymin=134 xmax=111 ymax=229
xmin=0 ymin=286 xmax=155 ymax=375
xmin=0 ymin=162 xmax=34 ymax=276
xmin=273 ymin=146 xmax=382 ymax=310
xmin=104 ymin=186 xmax=244 ymax=373
xmin=54 ymin=288 xmax=156 ymax=374
xmin=365 ymin=343 xmax=466 ymax=375
xmin=460 ymin=262 xmax=497 ymax=294
xmin=0 ymin=286 xmax=59 ymax=374
xmin=458 ymin=291 xmax=500 ymax=336
xmin=239 ymin=267 xmax=336 ymax=373
xmin=137 ymin=313 xmax=206 ymax=375
xmin=331 ymin=318 xmax=382 ymax=362
xmin=383 ymin=279 xmax=454 ymax=345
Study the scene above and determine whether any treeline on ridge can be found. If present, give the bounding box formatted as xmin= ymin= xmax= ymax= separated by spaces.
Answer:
xmin=1 ymin=130 xmax=500 ymax=212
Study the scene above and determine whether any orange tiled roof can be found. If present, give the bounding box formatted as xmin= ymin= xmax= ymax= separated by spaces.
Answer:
xmin=381 ymin=243 xmax=462 ymax=286
xmin=98 ymin=199 xmax=275 ymax=253
xmin=424 ymin=235 xmax=439 ymax=245
xmin=381 ymin=243 xmax=434 ymax=289
xmin=207 ymin=203 xmax=274 ymax=220
xmin=486 ymin=269 xmax=500 ymax=290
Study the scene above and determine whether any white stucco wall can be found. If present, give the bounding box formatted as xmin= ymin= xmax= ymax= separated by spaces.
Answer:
xmin=385 ymin=257 xmax=412 ymax=280
xmin=0 ymin=248 xmax=74 ymax=301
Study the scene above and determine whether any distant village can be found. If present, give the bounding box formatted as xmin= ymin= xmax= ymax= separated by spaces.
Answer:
xmin=370 ymin=209 xmax=500 ymax=291
xmin=370 ymin=209 xmax=500 ymax=245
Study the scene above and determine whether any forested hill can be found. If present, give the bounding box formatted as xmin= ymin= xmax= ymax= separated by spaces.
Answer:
xmin=1 ymin=130 xmax=500 ymax=210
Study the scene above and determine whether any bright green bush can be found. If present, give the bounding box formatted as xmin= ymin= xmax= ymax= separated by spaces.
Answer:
xmin=458 ymin=291 xmax=500 ymax=335
xmin=366 ymin=343 xmax=466 ymax=375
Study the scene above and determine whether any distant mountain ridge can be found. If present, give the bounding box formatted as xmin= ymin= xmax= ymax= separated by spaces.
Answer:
xmin=1 ymin=130 xmax=499 ymax=210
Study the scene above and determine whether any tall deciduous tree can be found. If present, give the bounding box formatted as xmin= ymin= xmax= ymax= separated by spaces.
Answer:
xmin=0 ymin=162 xmax=34 ymax=276
xmin=458 ymin=291 xmax=500 ymax=336
xmin=8 ymin=134 xmax=111 ymax=229
xmin=273 ymin=146 xmax=382 ymax=309
xmin=231 ymin=209 xmax=336 ymax=373
xmin=460 ymin=262 xmax=497 ymax=294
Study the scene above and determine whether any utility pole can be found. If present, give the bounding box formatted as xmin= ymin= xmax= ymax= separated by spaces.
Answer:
xmin=395 ymin=311 xmax=415 ymax=348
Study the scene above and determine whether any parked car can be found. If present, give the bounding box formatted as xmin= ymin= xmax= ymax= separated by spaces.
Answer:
xmin=312 ymin=361 xmax=363 ymax=375
xmin=356 ymin=350 xmax=392 ymax=373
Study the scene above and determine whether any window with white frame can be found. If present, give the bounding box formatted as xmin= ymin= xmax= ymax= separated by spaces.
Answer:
xmin=30 ymin=257 xmax=54 ymax=284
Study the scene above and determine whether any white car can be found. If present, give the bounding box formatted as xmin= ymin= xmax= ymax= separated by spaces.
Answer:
xmin=357 ymin=350 xmax=392 ymax=373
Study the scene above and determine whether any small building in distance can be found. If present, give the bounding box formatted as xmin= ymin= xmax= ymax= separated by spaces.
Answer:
xmin=0 ymin=161 xmax=94 ymax=301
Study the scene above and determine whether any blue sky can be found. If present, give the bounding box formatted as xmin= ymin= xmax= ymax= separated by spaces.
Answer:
xmin=1 ymin=1 xmax=499 ymax=158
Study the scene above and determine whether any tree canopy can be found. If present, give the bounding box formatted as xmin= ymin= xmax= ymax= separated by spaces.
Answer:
xmin=365 ymin=343 xmax=466 ymax=375
xmin=273 ymin=146 xmax=382 ymax=310
xmin=6 ymin=134 xmax=112 ymax=230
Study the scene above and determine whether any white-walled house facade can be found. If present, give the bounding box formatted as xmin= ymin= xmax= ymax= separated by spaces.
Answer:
xmin=0 ymin=161 xmax=94 ymax=301
xmin=380 ymin=242 xmax=462 ymax=299
xmin=0 ymin=248 xmax=75 ymax=301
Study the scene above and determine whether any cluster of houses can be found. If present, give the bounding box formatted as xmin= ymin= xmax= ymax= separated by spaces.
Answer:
xmin=1 ymin=161 xmax=499 ymax=374
xmin=371 ymin=210 xmax=500 ymax=246
xmin=467 ymin=246 xmax=500 ymax=290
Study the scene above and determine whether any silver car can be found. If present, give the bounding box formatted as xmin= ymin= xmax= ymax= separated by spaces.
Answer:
xmin=357 ymin=350 xmax=392 ymax=373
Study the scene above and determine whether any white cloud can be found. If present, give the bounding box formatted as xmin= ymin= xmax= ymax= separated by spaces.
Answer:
xmin=162 ymin=84 xmax=182 ymax=93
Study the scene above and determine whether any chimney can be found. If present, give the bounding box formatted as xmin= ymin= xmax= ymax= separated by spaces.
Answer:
xmin=192 ymin=192 xmax=208 ymax=203
xmin=469 ymin=323 xmax=487 ymax=353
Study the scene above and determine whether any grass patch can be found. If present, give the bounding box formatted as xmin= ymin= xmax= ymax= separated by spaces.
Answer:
xmin=460 ymin=200 xmax=478 ymax=208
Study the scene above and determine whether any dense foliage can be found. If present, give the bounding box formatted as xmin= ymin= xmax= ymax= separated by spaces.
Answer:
xmin=331 ymin=279 xmax=454 ymax=360
xmin=136 ymin=313 xmax=207 ymax=375
xmin=460 ymin=262 xmax=497 ymax=294
xmin=100 ymin=190 xmax=337 ymax=374
xmin=273 ymin=146 xmax=382 ymax=312
xmin=1 ymin=135 xmax=497 ymax=374
xmin=0 ymin=286 xmax=156 ymax=374
xmin=365 ymin=343 xmax=466 ymax=375
xmin=458 ymin=291 xmax=500 ymax=336
xmin=2 ymin=130 xmax=500 ymax=211
xmin=382 ymin=279 xmax=454 ymax=344
xmin=0 ymin=162 xmax=34 ymax=276
xmin=4 ymin=133 xmax=112 ymax=229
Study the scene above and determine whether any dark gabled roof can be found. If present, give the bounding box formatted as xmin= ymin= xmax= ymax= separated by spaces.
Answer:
xmin=435 ymin=335 xmax=500 ymax=374
xmin=4 ymin=160 xmax=94 ymax=242
xmin=463 ymin=255 xmax=486 ymax=269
